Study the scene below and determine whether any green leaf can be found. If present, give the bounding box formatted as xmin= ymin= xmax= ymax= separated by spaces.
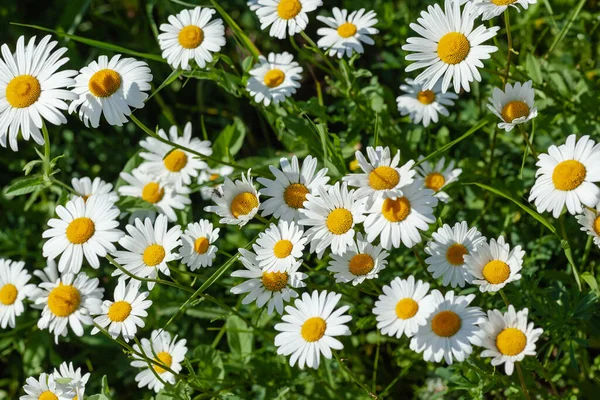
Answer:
xmin=101 ymin=375 xmax=112 ymax=398
xmin=147 ymin=69 xmax=184 ymax=102
xmin=580 ymin=272 xmax=600 ymax=296
xmin=193 ymin=345 xmax=225 ymax=389
xmin=211 ymin=118 xmax=247 ymax=161
xmin=209 ymin=1 xmax=260 ymax=58
xmin=4 ymin=176 xmax=45 ymax=197
xmin=226 ymin=315 xmax=253 ymax=363
xmin=526 ymin=54 xmax=543 ymax=84
xmin=86 ymin=395 xmax=110 ymax=400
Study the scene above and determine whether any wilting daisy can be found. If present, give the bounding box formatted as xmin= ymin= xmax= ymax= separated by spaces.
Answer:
xmin=299 ymin=182 xmax=365 ymax=258
xmin=92 ymin=279 xmax=152 ymax=342
xmin=397 ymin=79 xmax=459 ymax=128
xmin=0 ymin=259 xmax=35 ymax=328
xmin=425 ymin=222 xmax=486 ymax=288
xmin=139 ymin=122 xmax=212 ymax=189
xmin=112 ymin=215 xmax=182 ymax=290
xmin=42 ymin=195 xmax=123 ymax=274
xmin=415 ymin=156 xmax=462 ymax=203
xmin=205 ymin=170 xmax=260 ymax=227
xmin=364 ymin=180 xmax=438 ymax=250
xmin=198 ymin=165 xmax=235 ymax=201
xmin=119 ymin=168 xmax=191 ymax=222
xmin=488 ymin=81 xmax=537 ymax=132
xmin=464 ymin=236 xmax=524 ymax=293
xmin=53 ymin=362 xmax=90 ymax=400
xmin=131 ymin=329 xmax=188 ymax=393
xmin=71 ymin=176 xmax=119 ymax=203
xmin=257 ymin=155 xmax=330 ymax=222
xmin=69 ymin=54 xmax=152 ymax=128
xmin=231 ymin=249 xmax=307 ymax=315
xmin=403 ymin=0 xmax=500 ymax=93
xmin=475 ymin=0 xmax=538 ymax=21
xmin=576 ymin=203 xmax=600 ymax=248
xmin=253 ymin=220 xmax=307 ymax=272
xmin=529 ymin=134 xmax=600 ymax=217
xmin=246 ymin=52 xmax=302 ymax=106
xmin=274 ymin=290 xmax=352 ymax=369
xmin=343 ymin=146 xmax=416 ymax=206
xmin=472 ymin=306 xmax=543 ymax=375
xmin=254 ymin=0 xmax=323 ymax=39
xmin=158 ymin=6 xmax=226 ymax=71
xmin=20 ymin=373 xmax=69 ymax=400
xmin=372 ymin=276 xmax=435 ymax=338
xmin=327 ymin=233 xmax=389 ymax=285
xmin=0 ymin=35 xmax=77 ymax=151
xmin=179 ymin=219 xmax=219 ymax=270
xmin=410 ymin=290 xmax=484 ymax=364
xmin=35 ymin=271 xmax=103 ymax=343
xmin=316 ymin=7 xmax=378 ymax=58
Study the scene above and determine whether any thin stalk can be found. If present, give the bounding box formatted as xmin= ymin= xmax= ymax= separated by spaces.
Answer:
xmin=499 ymin=289 xmax=510 ymax=307
xmin=503 ymin=10 xmax=513 ymax=88
xmin=413 ymin=248 xmax=434 ymax=281
xmin=41 ymin=122 xmax=51 ymax=176
xmin=254 ymin=214 xmax=271 ymax=225
xmin=51 ymin=178 xmax=77 ymax=194
xmin=518 ymin=125 xmax=538 ymax=159
xmin=515 ymin=362 xmax=532 ymax=400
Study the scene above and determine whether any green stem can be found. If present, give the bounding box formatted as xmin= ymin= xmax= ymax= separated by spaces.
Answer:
xmin=499 ymin=289 xmax=510 ymax=307
xmin=41 ymin=121 xmax=51 ymax=176
xmin=51 ymin=177 xmax=77 ymax=195
xmin=515 ymin=362 xmax=532 ymax=400
xmin=413 ymin=248 xmax=434 ymax=281
xmin=333 ymin=353 xmax=379 ymax=399
xmin=254 ymin=214 xmax=271 ymax=225
xmin=299 ymin=31 xmax=341 ymax=81
xmin=518 ymin=125 xmax=538 ymax=159
xmin=503 ymin=10 xmax=513 ymax=88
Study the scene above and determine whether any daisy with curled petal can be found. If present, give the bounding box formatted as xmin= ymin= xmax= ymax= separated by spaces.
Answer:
xmin=158 ymin=6 xmax=226 ymax=71
xmin=253 ymin=220 xmax=307 ymax=272
xmin=415 ymin=156 xmax=462 ymax=203
xmin=131 ymin=329 xmax=188 ymax=393
xmin=0 ymin=259 xmax=36 ymax=329
xmin=576 ymin=203 xmax=600 ymax=248
xmin=0 ymin=35 xmax=77 ymax=151
xmin=112 ymin=215 xmax=182 ymax=290
xmin=372 ymin=275 xmax=436 ymax=339
xmin=255 ymin=0 xmax=323 ymax=39
xmin=475 ymin=0 xmax=538 ymax=21
xmin=529 ymin=134 xmax=600 ymax=218
xmin=316 ymin=7 xmax=379 ymax=59
xmin=402 ymin=0 xmax=500 ymax=93
xmin=204 ymin=170 xmax=261 ymax=227
xmin=410 ymin=290 xmax=485 ymax=364
xmin=180 ymin=219 xmax=219 ymax=270
xmin=327 ymin=232 xmax=389 ymax=286
xmin=53 ymin=362 xmax=90 ymax=400
xmin=257 ymin=155 xmax=330 ymax=223
xmin=472 ymin=305 xmax=543 ymax=375
xmin=20 ymin=373 xmax=70 ymax=400
xmin=198 ymin=165 xmax=235 ymax=201
xmin=397 ymin=79 xmax=459 ymax=128
xmin=488 ymin=80 xmax=537 ymax=132
xmin=425 ymin=222 xmax=486 ymax=288
xmin=274 ymin=290 xmax=352 ymax=370
xmin=231 ymin=249 xmax=307 ymax=315
xmin=247 ymin=52 xmax=303 ymax=106
xmin=69 ymin=54 xmax=152 ymax=128
xmin=42 ymin=195 xmax=124 ymax=274
xmin=71 ymin=176 xmax=119 ymax=203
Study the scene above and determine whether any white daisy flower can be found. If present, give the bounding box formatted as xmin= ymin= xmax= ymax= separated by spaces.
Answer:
xmin=231 ymin=249 xmax=307 ymax=315
xmin=327 ymin=233 xmax=389 ymax=286
xmin=248 ymin=0 xmax=260 ymax=11
xmin=29 ymin=259 xmax=64 ymax=310
xmin=274 ymin=290 xmax=352 ymax=369
xmin=254 ymin=0 xmax=323 ymax=39
xmin=316 ymin=7 xmax=378 ymax=59
xmin=576 ymin=203 xmax=600 ymax=248
xmin=397 ymin=79 xmax=459 ymax=128
xmin=253 ymin=220 xmax=307 ymax=272
xmin=299 ymin=181 xmax=366 ymax=258
xmin=119 ymin=168 xmax=191 ymax=222
xmin=91 ymin=279 xmax=152 ymax=342
xmin=425 ymin=222 xmax=486 ymax=288
xmin=158 ymin=6 xmax=226 ymax=71
xmin=472 ymin=305 xmax=543 ymax=375
xmin=35 ymin=271 xmax=103 ymax=343
xmin=71 ymin=176 xmax=119 ymax=203
xmin=246 ymin=52 xmax=302 ymax=106
xmin=410 ymin=290 xmax=485 ymax=364
xmin=0 ymin=259 xmax=36 ymax=329
xmin=475 ymin=0 xmax=538 ymax=21
xmin=131 ymin=329 xmax=188 ymax=393
xmin=42 ymin=195 xmax=124 ymax=274
xmin=69 ymin=54 xmax=152 ymax=128
xmin=0 ymin=35 xmax=77 ymax=151
xmin=204 ymin=170 xmax=260 ymax=227
xmin=53 ymin=362 xmax=90 ymax=400
xmin=529 ymin=134 xmax=600 ymax=218
xmin=402 ymin=0 xmax=500 ymax=93
xmin=464 ymin=236 xmax=524 ymax=293
xmin=415 ymin=156 xmax=462 ymax=203
xmin=112 ymin=215 xmax=182 ymax=290
xmin=488 ymin=81 xmax=538 ymax=132
xmin=139 ymin=122 xmax=212 ymax=190
xmin=364 ymin=180 xmax=438 ymax=250
xmin=198 ymin=165 xmax=235 ymax=201
xmin=20 ymin=373 xmax=70 ymax=400
xmin=180 ymin=219 xmax=219 ymax=270
xmin=372 ymin=275 xmax=436 ymax=338
xmin=343 ymin=146 xmax=416 ymax=206
xmin=257 ymin=155 xmax=330 ymax=223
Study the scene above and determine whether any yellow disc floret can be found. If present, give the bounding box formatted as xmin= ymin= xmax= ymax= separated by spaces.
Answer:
xmin=163 ymin=150 xmax=188 ymax=172
xmin=0 ymin=284 xmax=18 ymax=305
xmin=143 ymin=244 xmax=166 ymax=267
xmin=496 ymin=327 xmax=527 ymax=356
xmin=142 ymin=182 xmax=165 ymax=204
xmin=395 ymin=298 xmax=419 ymax=320
xmin=89 ymin=69 xmax=121 ymax=98
xmin=38 ymin=392 xmax=59 ymax=400
xmin=337 ymin=22 xmax=357 ymax=38
xmin=66 ymin=217 xmax=96 ymax=245
xmin=437 ymin=32 xmax=470 ymax=65
xmin=261 ymin=271 xmax=289 ymax=292
xmin=178 ymin=25 xmax=204 ymax=49
xmin=301 ymin=317 xmax=327 ymax=342
xmin=382 ymin=197 xmax=411 ymax=222
xmin=446 ymin=243 xmax=468 ymax=266
xmin=194 ymin=237 xmax=210 ymax=254
xmin=153 ymin=351 xmax=173 ymax=374
xmin=326 ymin=208 xmax=354 ymax=235
xmin=431 ymin=310 xmax=462 ymax=337
xmin=482 ymin=260 xmax=511 ymax=285
xmin=552 ymin=160 xmax=586 ymax=191
xmin=417 ymin=90 xmax=436 ymax=105
xmin=348 ymin=253 xmax=375 ymax=276
xmin=273 ymin=240 xmax=294 ymax=258
xmin=492 ymin=0 xmax=518 ymax=5
xmin=264 ymin=69 xmax=286 ymax=88
xmin=593 ymin=216 xmax=600 ymax=236
xmin=425 ymin=172 xmax=446 ymax=192
xmin=501 ymin=100 xmax=530 ymax=123
xmin=107 ymin=301 xmax=132 ymax=322
xmin=283 ymin=183 xmax=309 ymax=209
xmin=369 ymin=166 xmax=400 ymax=191
xmin=6 ymin=75 xmax=41 ymax=108
xmin=230 ymin=192 xmax=259 ymax=218
xmin=277 ymin=0 xmax=302 ymax=20
xmin=48 ymin=284 xmax=81 ymax=317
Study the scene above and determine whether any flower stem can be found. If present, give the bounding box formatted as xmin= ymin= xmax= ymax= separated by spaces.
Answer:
xmin=503 ymin=10 xmax=513 ymax=88
xmin=413 ymin=248 xmax=434 ymax=281
xmin=41 ymin=121 xmax=52 ymax=177
xmin=518 ymin=125 xmax=538 ymax=159
xmin=499 ymin=289 xmax=510 ymax=307
xmin=515 ymin=362 xmax=532 ymax=400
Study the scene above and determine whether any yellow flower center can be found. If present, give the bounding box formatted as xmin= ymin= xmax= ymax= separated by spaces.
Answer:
xmin=437 ymin=32 xmax=471 ymax=65
xmin=261 ymin=271 xmax=289 ymax=292
xmin=326 ymin=208 xmax=354 ymax=235
xmin=230 ymin=192 xmax=259 ymax=218
xmin=0 ymin=284 xmax=18 ymax=305
xmin=425 ymin=172 xmax=446 ymax=192
xmin=163 ymin=150 xmax=188 ymax=172
xmin=552 ymin=160 xmax=586 ymax=191
xmin=301 ymin=317 xmax=327 ymax=342
xmin=38 ymin=391 xmax=58 ymax=400
xmin=381 ymin=197 xmax=411 ymax=222
xmin=337 ymin=22 xmax=357 ymax=38
xmin=431 ymin=310 xmax=462 ymax=337
xmin=273 ymin=239 xmax=294 ymax=258
xmin=277 ymin=0 xmax=302 ymax=20
xmin=446 ymin=243 xmax=468 ymax=266
xmin=88 ymin=69 xmax=121 ymax=98
xmin=395 ymin=298 xmax=419 ymax=320
xmin=48 ymin=284 xmax=81 ymax=317
xmin=143 ymin=244 xmax=166 ymax=267
xmin=107 ymin=300 xmax=132 ymax=322
xmin=263 ymin=69 xmax=286 ymax=88
xmin=283 ymin=183 xmax=309 ymax=209
xmin=209 ymin=173 xmax=220 ymax=181
xmin=593 ymin=216 xmax=600 ymax=236
xmin=417 ymin=90 xmax=436 ymax=105
xmin=141 ymin=182 xmax=165 ymax=204
xmin=482 ymin=260 xmax=511 ymax=284
xmin=178 ymin=25 xmax=204 ymax=49
xmin=348 ymin=253 xmax=375 ymax=276
xmin=194 ymin=237 xmax=210 ymax=254
xmin=6 ymin=75 xmax=41 ymax=108
xmin=349 ymin=159 xmax=360 ymax=172
xmin=369 ymin=166 xmax=400 ymax=191
xmin=492 ymin=0 xmax=518 ymax=5
xmin=66 ymin=217 xmax=96 ymax=245
xmin=496 ymin=327 xmax=527 ymax=356
xmin=501 ymin=100 xmax=530 ymax=123
xmin=153 ymin=351 xmax=173 ymax=374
